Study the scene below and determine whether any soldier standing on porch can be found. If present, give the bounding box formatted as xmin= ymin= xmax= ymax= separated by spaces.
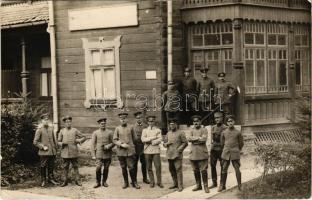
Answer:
xmin=214 ymin=72 xmax=236 ymax=115
xmin=218 ymin=115 xmax=244 ymax=192
xmin=33 ymin=113 xmax=59 ymax=187
xmin=208 ymin=111 xmax=227 ymax=189
xmin=113 ymin=112 xmax=140 ymax=189
xmin=141 ymin=115 xmax=163 ymax=188
xmin=163 ymin=80 xmax=182 ymax=124
xmin=198 ymin=66 xmax=215 ymax=125
xmin=91 ymin=118 xmax=115 ymax=188
xmin=58 ymin=116 xmax=86 ymax=187
xmin=133 ymin=111 xmax=150 ymax=184
xmin=181 ymin=67 xmax=199 ymax=124
xmin=163 ymin=118 xmax=188 ymax=192
xmin=187 ymin=115 xmax=210 ymax=193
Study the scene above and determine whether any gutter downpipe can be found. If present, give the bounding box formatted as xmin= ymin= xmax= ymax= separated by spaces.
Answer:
xmin=48 ymin=1 xmax=59 ymax=133
xmin=167 ymin=0 xmax=173 ymax=86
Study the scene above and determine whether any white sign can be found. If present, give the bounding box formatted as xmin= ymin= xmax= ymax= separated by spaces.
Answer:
xmin=145 ymin=71 xmax=157 ymax=80
xmin=68 ymin=3 xmax=138 ymax=31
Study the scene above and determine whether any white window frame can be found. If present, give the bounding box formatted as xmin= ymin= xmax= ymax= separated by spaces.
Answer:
xmin=82 ymin=36 xmax=122 ymax=109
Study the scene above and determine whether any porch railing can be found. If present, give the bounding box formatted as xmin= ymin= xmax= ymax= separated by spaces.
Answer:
xmin=182 ymin=0 xmax=310 ymax=9
xmin=1 ymin=69 xmax=21 ymax=98
xmin=246 ymin=85 xmax=288 ymax=95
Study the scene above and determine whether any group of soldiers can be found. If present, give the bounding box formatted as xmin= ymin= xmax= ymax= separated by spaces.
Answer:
xmin=33 ymin=108 xmax=244 ymax=193
xmin=163 ymin=67 xmax=236 ymax=126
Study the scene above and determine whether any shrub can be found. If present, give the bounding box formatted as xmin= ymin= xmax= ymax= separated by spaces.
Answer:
xmin=1 ymin=95 xmax=48 ymax=186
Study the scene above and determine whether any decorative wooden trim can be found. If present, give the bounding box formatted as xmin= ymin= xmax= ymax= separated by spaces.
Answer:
xmin=81 ymin=36 xmax=122 ymax=109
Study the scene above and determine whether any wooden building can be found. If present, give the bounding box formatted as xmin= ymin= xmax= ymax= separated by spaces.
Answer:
xmin=1 ymin=0 xmax=311 ymax=139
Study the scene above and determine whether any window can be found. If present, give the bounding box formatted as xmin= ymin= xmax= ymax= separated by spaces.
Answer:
xmin=40 ymin=57 xmax=52 ymax=97
xmin=244 ymin=22 xmax=265 ymax=45
xmin=191 ymin=22 xmax=233 ymax=47
xmin=245 ymin=49 xmax=266 ymax=94
xmin=82 ymin=36 xmax=122 ymax=109
xmin=267 ymin=23 xmax=288 ymax=46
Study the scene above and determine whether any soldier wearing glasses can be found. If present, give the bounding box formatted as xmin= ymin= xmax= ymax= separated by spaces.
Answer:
xmin=218 ymin=115 xmax=244 ymax=192
xmin=91 ymin=118 xmax=115 ymax=188
xmin=141 ymin=115 xmax=163 ymax=188
xmin=33 ymin=113 xmax=59 ymax=187
xmin=187 ymin=115 xmax=210 ymax=193
xmin=58 ymin=116 xmax=86 ymax=187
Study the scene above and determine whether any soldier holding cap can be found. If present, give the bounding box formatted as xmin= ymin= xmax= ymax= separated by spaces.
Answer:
xmin=214 ymin=72 xmax=236 ymax=115
xmin=91 ymin=118 xmax=115 ymax=188
xmin=187 ymin=115 xmax=210 ymax=193
xmin=141 ymin=115 xmax=163 ymax=188
xmin=164 ymin=118 xmax=188 ymax=192
xmin=58 ymin=116 xmax=86 ymax=187
xmin=198 ymin=66 xmax=215 ymax=125
xmin=113 ymin=112 xmax=140 ymax=189
xmin=208 ymin=111 xmax=227 ymax=189
xmin=163 ymin=80 xmax=182 ymax=124
xmin=181 ymin=67 xmax=199 ymax=124
xmin=218 ymin=115 xmax=244 ymax=192
xmin=133 ymin=112 xmax=150 ymax=184
xmin=33 ymin=113 xmax=59 ymax=187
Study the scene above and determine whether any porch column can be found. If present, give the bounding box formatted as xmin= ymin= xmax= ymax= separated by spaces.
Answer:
xmin=288 ymin=24 xmax=296 ymax=121
xmin=232 ymin=18 xmax=245 ymax=125
xmin=21 ymin=37 xmax=30 ymax=97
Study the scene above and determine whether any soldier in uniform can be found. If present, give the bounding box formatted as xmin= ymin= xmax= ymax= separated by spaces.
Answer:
xmin=218 ymin=115 xmax=244 ymax=192
xmin=198 ymin=66 xmax=215 ymax=125
xmin=133 ymin=111 xmax=150 ymax=184
xmin=208 ymin=112 xmax=227 ymax=189
xmin=91 ymin=118 xmax=115 ymax=188
xmin=163 ymin=118 xmax=188 ymax=192
xmin=113 ymin=112 xmax=140 ymax=189
xmin=58 ymin=116 xmax=86 ymax=187
xmin=163 ymin=80 xmax=182 ymax=124
xmin=141 ymin=115 xmax=163 ymax=188
xmin=181 ymin=67 xmax=199 ymax=124
xmin=33 ymin=113 xmax=58 ymax=187
xmin=187 ymin=115 xmax=210 ymax=193
xmin=214 ymin=72 xmax=236 ymax=115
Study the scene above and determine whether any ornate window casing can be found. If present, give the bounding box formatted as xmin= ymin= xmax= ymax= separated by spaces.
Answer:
xmin=294 ymin=25 xmax=310 ymax=92
xmin=190 ymin=22 xmax=233 ymax=78
xmin=82 ymin=36 xmax=122 ymax=109
xmin=244 ymin=22 xmax=289 ymax=95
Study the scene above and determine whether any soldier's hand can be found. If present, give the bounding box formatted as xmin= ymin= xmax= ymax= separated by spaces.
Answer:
xmin=92 ymin=156 xmax=96 ymax=160
xmin=151 ymin=140 xmax=158 ymax=145
xmin=43 ymin=146 xmax=48 ymax=151
xmin=103 ymin=145 xmax=110 ymax=150
xmin=121 ymin=143 xmax=129 ymax=149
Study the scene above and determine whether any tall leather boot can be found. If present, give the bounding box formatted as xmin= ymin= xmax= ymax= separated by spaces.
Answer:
xmin=74 ymin=168 xmax=82 ymax=186
xmin=102 ymin=168 xmax=109 ymax=187
xmin=122 ymin=168 xmax=129 ymax=189
xmin=177 ymin=170 xmax=183 ymax=192
xmin=60 ymin=168 xmax=69 ymax=187
xmin=168 ymin=172 xmax=178 ymax=189
xmin=142 ymin=160 xmax=149 ymax=184
xmin=94 ymin=168 xmax=101 ymax=188
xmin=48 ymin=167 xmax=59 ymax=185
xmin=192 ymin=171 xmax=202 ymax=191
xmin=148 ymin=170 xmax=155 ymax=188
xmin=218 ymin=173 xmax=227 ymax=192
xmin=201 ymin=171 xmax=210 ymax=193
xmin=40 ymin=167 xmax=47 ymax=187
xmin=236 ymin=171 xmax=242 ymax=191
xmin=130 ymin=169 xmax=140 ymax=189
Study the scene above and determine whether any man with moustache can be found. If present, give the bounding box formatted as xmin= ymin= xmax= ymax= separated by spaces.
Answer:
xmin=187 ymin=115 xmax=210 ymax=193
xmin=91 ymin=118 xmax=115 ymax=188
xmin=133 ymin=111 xmax=150 ymax=184
xmin=113 ymin=112 xmax=140 ymax=189
xmin=33 ymin=113 xmax=59 ymax=187
xmin=141 ymin=115 xmax=163 ymax=188
xmin=163 ymin=118 xmax=188 ymax=192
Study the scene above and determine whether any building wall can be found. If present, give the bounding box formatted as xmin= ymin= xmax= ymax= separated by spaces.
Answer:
xmin=54 ymin=0 xmax=165 ymax=133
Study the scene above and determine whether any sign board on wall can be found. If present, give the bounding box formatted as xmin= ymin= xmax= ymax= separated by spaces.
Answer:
xmin=68 ymin=3 xmax=138 ymax=31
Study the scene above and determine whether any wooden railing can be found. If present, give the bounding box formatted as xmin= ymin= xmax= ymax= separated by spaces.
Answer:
xmin=183 ymin=0 xmax=310 ymax=9
xmin=1 ymin=69 xmax=21 ymax=98
xmin=246 ymin=86 xmax=288 ymax=95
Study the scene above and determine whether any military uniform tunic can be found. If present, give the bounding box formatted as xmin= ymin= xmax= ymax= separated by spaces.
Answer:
xmin=90 ymin=129 xmax=114 ymax=159
xmin=221 ymin=127 xmax=244 ymax=161
xmin=133 ymin=123 xmax=146 ymax=155
xmin=188 ymin=127 xmax=209 ymax=161
xmin=165 ymin=130 xmax=188 ymax=160
xmin=58 ymin=127 xmax=86 ymax=158
xmin=33 ymin=125 xmax=57 ymax=156
xmin=113 ymin=125 xmax=137 ymax=157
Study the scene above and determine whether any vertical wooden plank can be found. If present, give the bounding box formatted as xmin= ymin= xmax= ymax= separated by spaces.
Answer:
xmin=267 ymin=102 xmax=273 ymax=119
xmin=244 ymin=103 xmax=249 ymax=122
xmin=250 ymin=103 xmax=255 ymax=121
xmin=256 ymin=103 xmax=261 ymax=120
xmin=261 ymin=102 xmax=267 ymax=120
xmin=273 ymin=101 xmax=278 ymax=119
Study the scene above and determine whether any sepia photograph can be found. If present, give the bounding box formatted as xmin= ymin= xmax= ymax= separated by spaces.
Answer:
xmin=1 ymin=0 xmax=311 ymax=199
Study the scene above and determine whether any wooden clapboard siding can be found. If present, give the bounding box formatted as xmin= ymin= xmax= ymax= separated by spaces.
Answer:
xmin=244 ymin=99 xmax=291 ymax=125
xmin=55 ymin=0 xmax=165 ymax=132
